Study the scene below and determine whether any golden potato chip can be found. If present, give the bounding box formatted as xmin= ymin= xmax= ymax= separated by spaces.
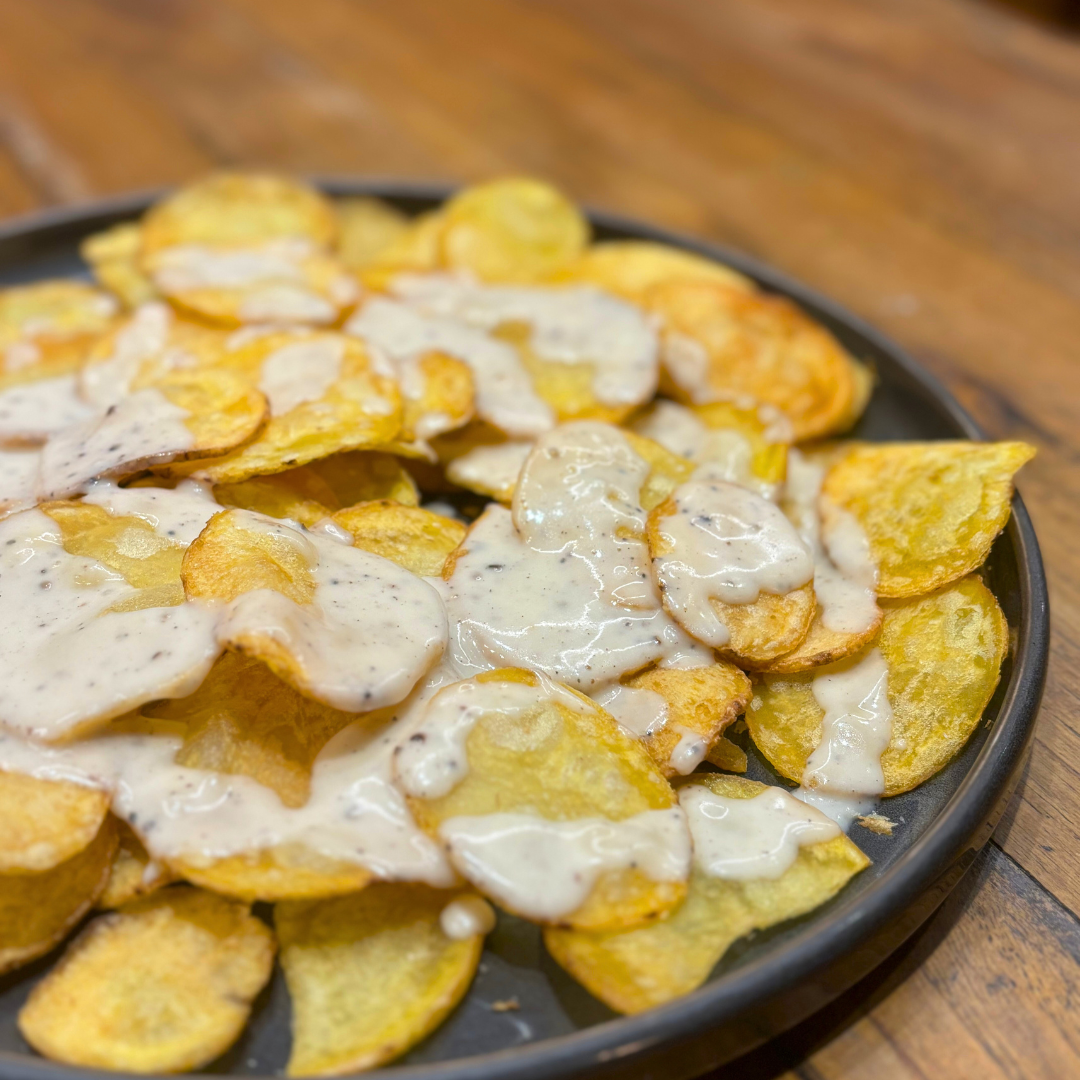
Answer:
xmin=142 ymin=172 xmax=337 ymax=254
xmin=357 ymin=211 xmax=447 ymax=292
xmin=622 ymin=430 xmax=695 ymax=511
xmin=0 ymin=771 xmax=110 ymax=872
xmin=649 ymin=279 xmax=860 ymax=441
xmin=336 ymin=196 xmax=411 ymax=272
xmin=706 ymin=736 xmax=748 ymax=773
xmin=332 ymin=501 xmax=466 ymax=578
xmin=439 ymin=177 xmax=589 ymax=284
xmin=0 ymin=813 xmax=116 ymax=975
xmin=399 ymin=669 xmax=688 ymax=932
xmin=555 ymin=240 xmax=754 ymax=302
xmin=18 ymin=886 xmax=275 ymax=1073
xmin=145 ymin=651 xmax=357 ymax=809
xmin=617 ymin=663 xmax=751 ymax=778
xmin=276 ymin=885 xmax=486 ymax=1075
xmin=178 ymin=332 xmax=401 ymax=483
xmin=821 ymin=440 xmax=1036 ymax=598
xmin=81 ymin=222 xmax=158 ymax=309
xmin=746 ymin=575 xmax=1008 ymax=795
xmin=396 ymin=350 xmax=475 ymax=447
xmin=97 ymin=819 xmax=174 ymax=910
xmin=544 ymin=774 xmax=868 ymax=1014
xmin=761 ymin=603 xmax=883 ymax=675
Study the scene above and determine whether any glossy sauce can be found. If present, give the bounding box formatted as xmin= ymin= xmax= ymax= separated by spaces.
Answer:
xmin=445 ymin=441 xmax=533 ymax=498
xmin=79 ymin=302 xmax=174 ymax=408
xmin=257 ymin=337 xmax=344 ymax=415
xmin=0 ymin=448 xmax=40 ymax=514
xmin=0 ymin=375 xmax=97 ymax=444
xmin=440 ymin=895 xmax=496 ymax=939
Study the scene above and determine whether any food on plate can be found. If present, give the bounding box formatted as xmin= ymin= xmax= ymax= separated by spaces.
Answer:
xmin=0 ymin=170 xmax=1034 ymax=1073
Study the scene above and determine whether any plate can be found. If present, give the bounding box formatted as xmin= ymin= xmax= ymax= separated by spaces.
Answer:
xmin=0 ymin=182 xmax=1049 ymax=1080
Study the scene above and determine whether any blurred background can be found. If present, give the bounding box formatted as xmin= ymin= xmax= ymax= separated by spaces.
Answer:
xmin=0 ymin=1 xmax=1076 ymax=1078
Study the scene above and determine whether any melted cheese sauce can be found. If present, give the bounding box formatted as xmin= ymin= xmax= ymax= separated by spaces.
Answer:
xmin=217 ymin=513 xmax=448 ymax=713
xmin=681 ymin=783 xmax=840 ymax=880
xmin=80 ymin=302 xmax=174 ymax=408
xmin=0 ymin=375 xmax=97 ymax=444
xmin=445 ymin=441 xmax=533 ymax=498
xmin=784 ymin=450 xmax=878 ymax=635
xmin=38 ymin=388 xmax=194 ymax=499
xmin=347 ymin=297 xmax=552 ymax=438
xmin=438 ymin=807 xmax=690 ymax=921
xmin=651 ymin=477 xmax=814 ymax=647
xmin=393 ymin=275 xmax=659 ymax=409
xmin=257 ymin=337 xmax=344 ymax=415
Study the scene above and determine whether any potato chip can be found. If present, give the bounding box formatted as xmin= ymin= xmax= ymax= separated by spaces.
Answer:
xmin=0 ymin=771 xmax=110 ymax=872
xmin=761 ymin=602 xmax=883 ymax=675
xmin=398 ymin=669 xmax=689 ymax=932
xmin=336 ymin=196 xmax=411 ymax=272
xmin=555 ymin=240 xmax=754 ymax=302
xmin=97 ymin=819 xmax=174 ymax=910
xmin=395 ymin=350 xmax=475 ymax=447
xmin=332 ymin=501 xmax=466 ymax=577
xmin=145 ymin=651 xmax=357 ymax=809
xmin=18 ymin=886 xmax=275 ymax=1073
xmin=622 ymin=430 xmax=695 ymax=511
xmin=0 ymin=814 xmax=116 ymax=975
xmin=177 ymin=332 xmax=401 ymax=484
xmin=276 ymin=885 xmax=486 ymax=1075
xmin=706 ymin=736 xmax=748 ymax=773
xmin=439 ymin=177 xmax=589 ymax=283
xmin=544 ymin=774 xmax=868 ymax=1014
xmin=821 ymin=441 xmax=1036 ymax=598
xmin=0 ymin=280 xmax=118 ymax=380
xmin=444 ymin=438 xmax=532 ymax=504
xmin=649 ymin=279 xmax=860 ymax=441
xmin=746 ymin=575 xmax=1008 ymax=795
xmin=618 ymin=663 xmax=751 ymax=778
xmin=357 ymin=211 xmax=447 ymax=292
xmin=81 ymin=223 xmax=158 ymax=309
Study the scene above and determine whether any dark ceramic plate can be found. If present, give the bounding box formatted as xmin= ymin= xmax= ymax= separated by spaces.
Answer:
xmin=0 ymin=182 xmax=1049 ymax=1080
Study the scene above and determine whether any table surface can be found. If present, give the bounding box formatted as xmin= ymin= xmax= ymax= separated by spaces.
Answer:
xmin=0 ymin=0 xmax=1076 ymax=1076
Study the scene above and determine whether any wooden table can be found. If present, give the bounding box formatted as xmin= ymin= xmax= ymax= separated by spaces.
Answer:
xmin=0 ymin=0 xmax=1075 ymax=1075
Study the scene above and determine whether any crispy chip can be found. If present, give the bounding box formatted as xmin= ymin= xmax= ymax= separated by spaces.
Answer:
xmin=746 ymin=576 xmax=1008 ymax=795
xmin=0 ymin=814 xmax=116 ymax=975
xmin=81 ymin=223 xmax=158 ymax=309
xmin=276 ymin=885 xmax=485 ymax=1075
xmin=432 ymin=420 xmax=519 ymax=500
xmin=18 ymin=886 xmax=275 ymax=1073
xmin=620 ymin=663 xmax=751 ymax=778
xmin=761 ymin=602 xmax=884 ymax=675
xmin=357 ymin=211 xmax=447 ymax=292
xmin=544 ymin=774 xmax=868 ymax=1014
xmin=97 ymin=819 xmax=174 ymax=910
xmin=439 ymin=178 xmax=589 ymax=284
xmin=332 ymin=501 xmax=466 ymax=577
xmin=145 ymin=651 xmax=357 ymax=809
xmin=622 ymin=430 xmax=695 ymax=511
xmin=821 ymin=441 xmax=1036 ymax=598
xmin=336 ymin=197 xmax=411 ymax=272
xmin=555 ymin=240 xmax=754 ymax=302
xmin=402 ymin=669 xmax=687 ymax=932
xmin=706 ymin=736 xmax=748 ymax=773
xmin=180 ymin=332 xmax=401 ymax=484
xmin=396 ymin=350 xmax=475 ymax=447
xmin=649 ymin=279 xmax=860 ymax=441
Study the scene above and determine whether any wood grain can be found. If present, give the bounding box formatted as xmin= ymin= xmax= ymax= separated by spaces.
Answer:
xmin=0 ymin=0 xmax=1073 ymax=1075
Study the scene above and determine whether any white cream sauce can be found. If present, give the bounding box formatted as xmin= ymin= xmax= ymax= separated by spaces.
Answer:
xmin=798 ymin=648 xmax=893 ymax=828
xmin=257 ymin=337 xmax=344 ymax=416
xmin=783 ymin=450 xmax=878 ymax=635
xmin=592 ymin=684 xmax=706 ymax=775
xmin=445 ymin=441 xmax=533 ymax=499
xmin=438 ymin=807 xmax=691 ymax=922
xmin=237 ymin=284 xmax=338 ymax=325
xmin=37 ymin=388 xmax=194 ymax=500
xmin=0 ymin=508 xmax=221 ymax=741
xmin=440 ymin=895 xmax=496 ymax=939
xmin=0 ymin=375 xmax=97 ymax=445
xmin=662 ymin=333 xmax=713 ymax=403
xmin=81 ymin=478 xmax=220 ymax=545
xmin=215 ymin=512 xmax=448 ymax=713
xmin=393 ymin=274 xmax=659 ymax=409
xmin=0 ymin=448 xmax=41 ymax=514
xmin=150 ymin=239 xmax=314 ymax=291
xmin=651 ymin=477 xmax=814 ymax=648
xmin=346 ymin=297 xmax=553 ymax=438
xmin=680 ymin=783 xmax=840 ymax=880
xmin=79 ymin=302 xmax=174 ymax=408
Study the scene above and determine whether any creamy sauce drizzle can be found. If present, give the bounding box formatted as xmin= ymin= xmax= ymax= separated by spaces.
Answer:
xmin=592 ymin=684 xmax=706 ymax=774
xmin=681 ymin=783 xmax=840 ymax=880
xmin=0 ymin=375 xmax=97 ymax=445
xmin=79 ymin=302 xmax=174 ymax=408
xmin=440 ymin=895 xmax=496 ymax=939
xmin=257 ymin=337 xmax=344 ymax=415
xmin=438 ymin=807 xmax=690 ymax=921
xmin=81 ymin=478 xmax=220 ymax=545
xmin=445 ymin=441 xmax=533 ymax=499
xmin=346 ymin=296 xmax=552 ymax=438
xmin=651 ymin=477 xmax=813 ymax=647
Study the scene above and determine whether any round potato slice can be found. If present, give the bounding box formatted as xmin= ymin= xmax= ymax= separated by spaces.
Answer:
xmin=821 ymin=440 xmax=1036 ymax=598
xmin=81 ymin=222 xmax=158 ymax=309
xmin=746 ymin=575 xmax=1009 ymax=795
xmin=544 ymin=774 xmax=868 ymax=1014
xmin=97 ymin=819 xmax=174 ymax=910
xmin=396 ymin=668 xmax=690 ymax=932
xmin=332 ymin=501 xmax=466 ymax=578
xmin=335 ymin=196 xmax=411 ymax=272
xmin=17 ymin=886 xmax=275 ymax=1074
xmin=649 ymin=278 xmax=861 ymax=441
xmin=276 ymin=885 xmax=487 ymax=1076
xmin=0 ymin=813 xmax=117 ymax=975
xmin=356 ymin=210 xmax=447 ymax=291
xmin=439 ymin=177 xmax=589 ymax=283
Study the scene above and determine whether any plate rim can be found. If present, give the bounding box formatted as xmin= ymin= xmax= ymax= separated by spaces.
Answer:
xmin=0 ymin=180 xmax=1050 ymax=1080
